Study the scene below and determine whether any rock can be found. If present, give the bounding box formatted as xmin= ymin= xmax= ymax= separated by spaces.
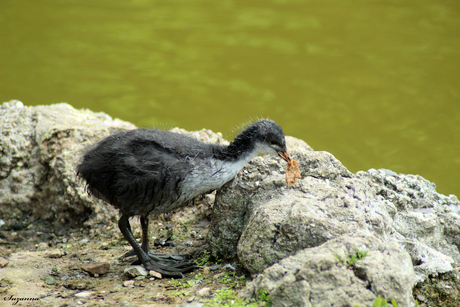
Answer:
xmin=2 ymin=102 xmax=459 ymax=306
xmin=243 ymin=233 xmax=415 ymax=307
xmin=222 ymin=263 xmax=236 ymax=271
xmin=209 ymin=264 xmax=220 ymax=271
xmin=0 ymin=256 xmax=8 ymax=268
xmin=149 ymin=270 xmax=162 ymax=279
xmin=207 ymin=140 xmax=352 ymax=259
xmin=123 ymin=265 xmax=148 ymax=278
xmin=65 ymin=279 xmax=97 ymax=290
xmin=196 ymin=287 xmax=211 ymax=297
xmin=0 ymin=101 xmax=135 ymax=226
xmin=45 ymin=249 xmax=65 ymax=258
xmin=74 ymin=291 xmax=92 ymax=298
xmin=207 ymin=134 xmax=460 ymax=305
xmin=123 ymin=280 xmax=135 ymax=287
xmin=36 ymin=242 xmax=48 ymax=251
xmin=44 ymin=276 xmax=56 ymax=285
xmin=81 ymin=262 xmax=110 ymax=276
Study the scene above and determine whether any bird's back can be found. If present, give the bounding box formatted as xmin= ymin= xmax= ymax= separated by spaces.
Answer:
xmin=77 ymin=129 xmax=219 ymax=216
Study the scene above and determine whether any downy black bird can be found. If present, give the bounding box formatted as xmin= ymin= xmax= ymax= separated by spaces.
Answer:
xmin=77 ymin=119 xmax=290 ymax=278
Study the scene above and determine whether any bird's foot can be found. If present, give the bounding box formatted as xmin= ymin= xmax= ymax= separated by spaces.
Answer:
xmin=124 ymin=249 xmax=192 ymax=262
xmin=142 ymin=259 xmax=199 ymax=278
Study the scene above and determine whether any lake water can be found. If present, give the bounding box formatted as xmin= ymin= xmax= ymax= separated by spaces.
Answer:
xmin=1 ymin=0 xmax=459 ymax=198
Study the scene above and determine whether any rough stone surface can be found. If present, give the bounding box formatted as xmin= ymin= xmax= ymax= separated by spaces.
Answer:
xmin=0 ymin=100 xmax=135 ymax=226
xmin=243 ymin=233 xmax=415 ymax=307
xmin=207 ymin=137 xmax=351 ymax=258
xmin=206 ymin=125 xmax=460 ymax=305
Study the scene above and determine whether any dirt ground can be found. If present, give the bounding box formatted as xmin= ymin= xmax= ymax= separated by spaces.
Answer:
xmin=0 ymin=198 xmax=257 ymax=307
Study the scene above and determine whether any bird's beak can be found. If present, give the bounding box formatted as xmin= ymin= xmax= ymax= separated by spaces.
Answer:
xmin=277 ymin=150 xmax=291 ymax=162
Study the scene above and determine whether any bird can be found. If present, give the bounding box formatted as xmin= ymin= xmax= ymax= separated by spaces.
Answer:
xmin=76 ymin=119 xmax=290 ymax=278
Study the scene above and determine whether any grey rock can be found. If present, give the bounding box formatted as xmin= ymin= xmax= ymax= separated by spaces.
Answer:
xmin=243 ymin=234 xmax=415 ymax=307
xmin=207 ymin=137 xmax=351 ymax=259
xmin=209 ymin=264 xmax=221 ymax=271
xmin=0 ymin=101 xmax=135 ymax=226
xmin=207 ymin=132 xmax=459 ymax=305
xmin=123 ymin=265 xmax=148 ymax=278
xmin=2 ymin=102 xmax=458 ymax=306
xmin=222 ymin=263 xmax=236 ymax=271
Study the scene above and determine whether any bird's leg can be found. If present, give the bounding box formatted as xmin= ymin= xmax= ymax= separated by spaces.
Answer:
xmin=122 ymin=216 xmax=147 ymax=258
xmin=142 ymin=215 xmax=191 ymax=261
xmin=140 ymin=215 xmax=150 ymax=253
xmin=118 ymin=214 xmax=198 ymax=278
xmin=124 ymin=215 xmax=191 ymax=261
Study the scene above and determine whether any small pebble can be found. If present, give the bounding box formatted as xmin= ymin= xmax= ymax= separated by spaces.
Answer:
xmin=196 ymin=287 xmax=211 ymax=297
xmin=416 ymin=294 xmax=426 ymax=302
xmin=44 ymin=276 xmax=56 ymax=285
xmin=0 ymin=257 xmax=9 ymax=268
xmin=123 ymin=280 xmax=135 ymax=287
xmin=75 ymin=291 xmax=92 ymax=298
xmin=222 ymin=263 xmax=236 ymax=271
xmin=209 ymin=264 xmax=220 ymax=271
xmin=124 ymin=265 xmax=148 ymax=278
xmin=46 ymin=249 xmax=64 ymax=258
xmin=149 ymin=270 xmax=162 ymax=279
xmin=81 ymin=262 xmax=110 ymax=276
xmin=36 ymin=242 xmax=48 ymax=251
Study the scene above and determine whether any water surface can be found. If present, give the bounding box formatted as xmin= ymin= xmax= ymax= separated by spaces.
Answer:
xmin=1 ymin=0 xmax=459 ymax=197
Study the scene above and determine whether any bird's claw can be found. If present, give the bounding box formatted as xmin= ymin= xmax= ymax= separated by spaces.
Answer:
xmin=143 ymin=260 xmax=199 ymax=278
xmin=124 ymin=250 xmax=192 ymax=262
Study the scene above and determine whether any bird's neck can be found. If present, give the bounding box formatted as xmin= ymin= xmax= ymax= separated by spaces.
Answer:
xmin=222 ymin=128 xmax=259 ymax=162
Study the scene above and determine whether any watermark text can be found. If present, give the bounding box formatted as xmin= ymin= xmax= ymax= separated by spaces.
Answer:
xmin=4 ymin=295 xmax=40 ymax=305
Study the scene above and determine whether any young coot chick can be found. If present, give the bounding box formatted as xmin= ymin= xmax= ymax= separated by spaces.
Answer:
xmin=77 ymin=119 xmax=290 ymax=278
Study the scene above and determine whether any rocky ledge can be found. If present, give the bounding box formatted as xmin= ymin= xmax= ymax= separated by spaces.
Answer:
xmin=1 ymin=101 xmax=459 ymax=307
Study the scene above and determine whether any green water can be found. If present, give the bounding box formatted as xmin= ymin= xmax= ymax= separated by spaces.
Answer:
xmin=1 ymin=0 xmax=459 ymax=198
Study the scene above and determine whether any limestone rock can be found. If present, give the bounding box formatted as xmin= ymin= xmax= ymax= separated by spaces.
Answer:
xmin=243 ymin=234 xmax=415 ymax=307
xmin=207 ymin=130 xmax=460 ymax=305
xmin=0 ymin=100 xmax=135 ymax=226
